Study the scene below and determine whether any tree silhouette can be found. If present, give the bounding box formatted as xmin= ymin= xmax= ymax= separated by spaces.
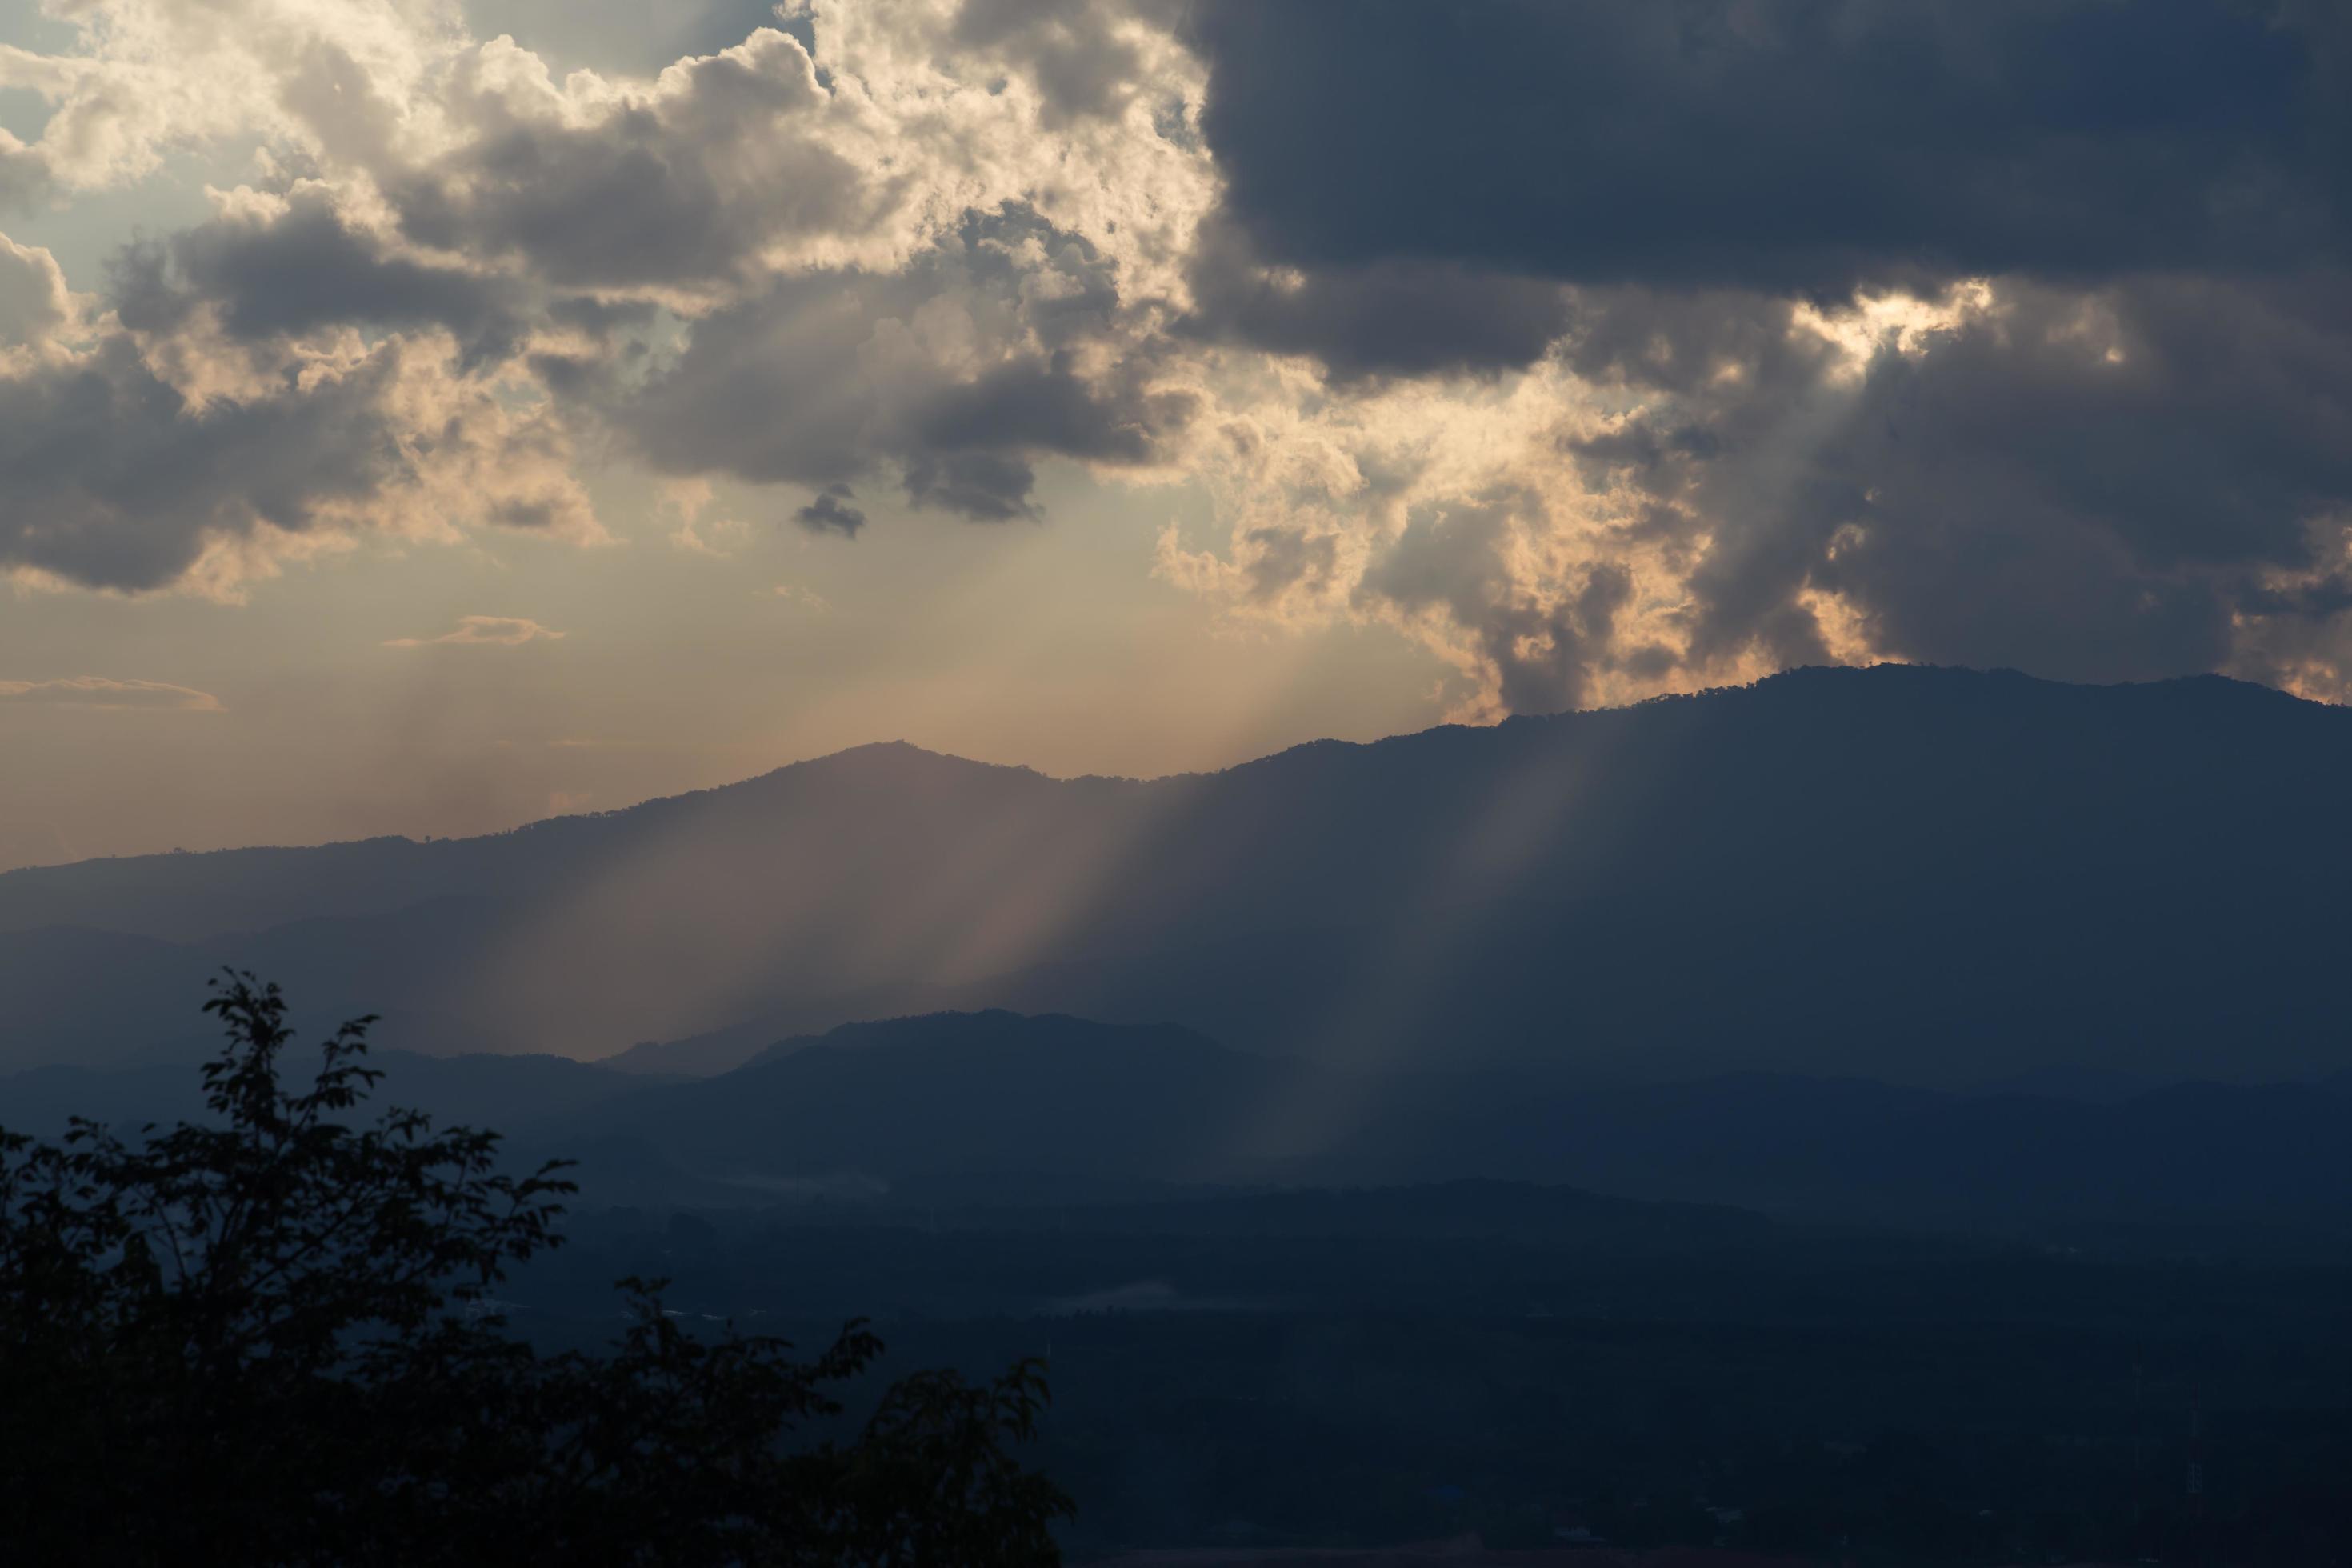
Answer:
xmin=0 ymin=974 xmax=1070 ymax=1564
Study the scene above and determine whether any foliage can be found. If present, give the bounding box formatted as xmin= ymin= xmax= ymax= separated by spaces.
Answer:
xmin=0 ymin=974 xmax=1070 ymax=1565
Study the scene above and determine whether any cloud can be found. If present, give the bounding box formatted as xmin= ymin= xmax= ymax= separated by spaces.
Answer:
xmin=0 ymin=2 xmax=1215 ymax=598
xmin=0 ymin=0 xmax=458 ymax=190
xmin=1182 ymin=0 xmax=2349 ymax=298
xmin=1180 ymin=210 xmax=1572 ymax=382
xmin=950 ymin=0 xmax=1167 ymax=125
xmin=122 ymin=188 xmax=526 ymax=364
xmin=1359 ymin=494 xmax=1647 ymax=717
xmin=390 ymin=29 xmax=870 ymax=290
xmin=609 ymin=202 xmax=1190 ymax=521
xmin=795 ymin=485 xmax=866 ymax=538
xmin=0 ymin=676 xmax=224 ymax=712
xmin=0 ymin=234 xmax=71 ymax=354
xmin=0 ymin=130 xmax=44 ymax=211
xmin=657 ymin=476 xmax=750 ymax=554
xmin=1566 ymin=273 xmax=2352 ymax=687
xmin=385 ymin=615 xmax=566 ymax=647
xmin=0 ymin=334 xmax=409 ymax=593
xmin=8 ymin=0 xmax=2352 ymax=718
xmin=1169 ymin=266 xmax=2352 ymax=718
xmin=465 ymin=0 xmax=811 ymax=79
xmin=0 ymin=318 xmax=601 ymax=595
xmin=1151 ymin=2 xmax=2352 ymax=713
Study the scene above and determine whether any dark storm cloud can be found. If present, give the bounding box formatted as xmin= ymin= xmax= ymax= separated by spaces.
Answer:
xmin=902 ymin=450 xmax=1038 ymax=522
xmin=911 ymin=355 xmax=1154 ymax=461
xmin=1182 ymin=0 xmax=2346 ymax=298
xmin=1558 ymin=287 xmax=1830 ymax=402
xmin=612 ymin=202 xmax=1182 ymax=522
xmin=1166 ymin=0 xmax=2352 ymax=699
xmin=115 ymin=194 xmax=524 ymax=363
xmin=0 ymin=337 xmax=403 ymax=591
xmin=1813 ymin=278 xmax=2352 ymax=682
xmin=1577 ymin=274 xmax=2352 ymax=685
xmin=795 ymin=484 xmax=865 ymax=537
xmin=1182 ymin=212 xmax=1571 ymax=381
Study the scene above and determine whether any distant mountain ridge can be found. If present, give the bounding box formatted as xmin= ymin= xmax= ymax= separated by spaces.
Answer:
xmin=5 ymin=665 xmax=2350 ymax=1086
xmin=14 ymin=1008 xmax=2349 ymax=1235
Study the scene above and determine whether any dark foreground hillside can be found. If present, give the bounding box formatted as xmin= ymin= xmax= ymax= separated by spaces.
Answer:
xmin=12 ymin=993 xmax=2351 ymax=1564
xmin=503 ymin=1174 xmax=2352 ymax=1564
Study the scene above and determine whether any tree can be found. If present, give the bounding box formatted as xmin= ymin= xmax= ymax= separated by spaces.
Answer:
xmin=0 ymin=974 xmax=1070 ymax=1565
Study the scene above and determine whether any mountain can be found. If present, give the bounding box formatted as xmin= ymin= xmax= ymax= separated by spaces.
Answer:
xmin=5 ymin=664 xmax=2351 ymax=1086
xmin=0 ymin=1046 xmax=654 ymax=1143
xmin=938 ymin=1178 xmax=1774 ymax=1250
xmin=562 ymin=1011 xmax=1299 ymax=1183
xmin=14 ymin=1006 xmax=2350 ymax=1234
xmin=542 ymin=1011 xmax=2352 ymax=1234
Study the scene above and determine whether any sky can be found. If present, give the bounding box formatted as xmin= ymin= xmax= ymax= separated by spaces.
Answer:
xmin=1 ymin=0 xmax=2348 ymax=868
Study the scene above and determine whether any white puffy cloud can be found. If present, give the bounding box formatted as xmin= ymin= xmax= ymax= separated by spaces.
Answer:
xmin=0 ymin=234 xmax=73 ymax=358
xmin=0 ymin=0 xmax=466 ymax=190
xmin=0 ymin=0 xmax=1212 ymax=598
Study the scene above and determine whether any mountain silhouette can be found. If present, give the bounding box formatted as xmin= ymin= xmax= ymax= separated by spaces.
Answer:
xmin=546 ymin=1014 xmax=2352 ymax=1231
xmin=563 ymin=1011 xmax=1297 ymax=1182
xmin=5 ymin=664 xmax=2350 ymax=1086
xmin=13 ymin=1006 xmax=2351 ymax=1232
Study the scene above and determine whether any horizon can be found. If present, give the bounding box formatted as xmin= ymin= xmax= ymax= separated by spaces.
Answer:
xmin=5 ymin=660 xmax=2332 ymax=871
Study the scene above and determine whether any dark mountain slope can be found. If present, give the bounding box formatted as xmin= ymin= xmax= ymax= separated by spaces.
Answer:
xmin=945 ymin=1178 xmax=1773 ymax=1250
xmin=0 ymin=1046 xmax=654 ymax=1143
xmin=5 ymin=666 xmax=2350 ymax=1082
xmin=16 ymin=1006 xmax=2349 ymax=1234
xmin=0 ymin=742 xmax=1109 ymax=946
xmin=538 ymin=1011 xmax=2352 ymax=1233
xmin=563 ymin=1011 xmax=1302 ymax=1183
